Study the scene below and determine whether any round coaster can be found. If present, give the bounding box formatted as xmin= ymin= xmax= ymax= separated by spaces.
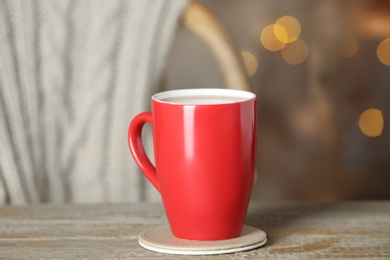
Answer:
xmin=138 ymin=225 xmax=267 ymax=255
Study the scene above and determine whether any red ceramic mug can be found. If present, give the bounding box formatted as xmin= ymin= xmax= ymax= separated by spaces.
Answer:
xmin=128 ymin=88 xmax=257 ymax=240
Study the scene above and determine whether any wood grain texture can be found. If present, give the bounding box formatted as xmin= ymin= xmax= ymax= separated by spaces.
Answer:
xmin=0 ymin=201 xmax=389 ymax=259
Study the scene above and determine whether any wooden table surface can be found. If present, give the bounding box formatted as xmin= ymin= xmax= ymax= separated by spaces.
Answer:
xmin=0 ymin=201 xmax=389 ymax=259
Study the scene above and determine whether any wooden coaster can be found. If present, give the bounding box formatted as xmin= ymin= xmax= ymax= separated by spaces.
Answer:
xmin=138 ymin=225 xmax=267 ymax=255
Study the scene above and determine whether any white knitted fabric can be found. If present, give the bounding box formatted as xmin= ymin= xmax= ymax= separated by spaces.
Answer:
xmin=0 ymin=0 xmax=188 ymax=204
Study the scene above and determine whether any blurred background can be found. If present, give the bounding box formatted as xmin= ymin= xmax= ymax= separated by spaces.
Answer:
xmin=1 ymin=0 xmax=390 ymax=204
xmin=164 ymin=0 xmax=390 ymax=200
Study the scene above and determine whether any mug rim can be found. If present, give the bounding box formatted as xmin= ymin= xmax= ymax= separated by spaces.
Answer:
xmin=152 ymin=88 xmax=256 ymax=106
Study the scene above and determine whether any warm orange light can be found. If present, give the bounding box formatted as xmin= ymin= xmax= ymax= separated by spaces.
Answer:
xmin=241 ymin=51 xmax=258 ymax=77
xmin=377 ymin=38 xmax=390 ymax=65
xmin=260 ymin=24 xmax=287 ymax=51
xmin=281 ymin=38 xmax=309 ymax=65
xmin=359 ymin=108 xmax=384 ymax=137
xmin=341 ymin=33 xmax=359 ymax=58
xmin=275 ymin=16 xmax=301 ymax=43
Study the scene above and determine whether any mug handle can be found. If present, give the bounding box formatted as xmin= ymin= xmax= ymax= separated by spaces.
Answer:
xmin=128 ymin=112 xmax=160 ymax=192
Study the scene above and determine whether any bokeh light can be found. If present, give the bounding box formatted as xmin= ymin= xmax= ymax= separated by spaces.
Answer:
xmin=359 ymin=108 xmax=384 ymax=137
xmin=260 ymin=24 xmax=287 ymax=51
xmin=281 ymin=38 xmax=309 ymax=65
xmin=241 ymin=51 xmax=258 ymax=77
xmin=377 ymin=38 xmax=390 ymax=66
xmin=341 ymin=33 xmax=359 ymax=58
xmin=275 ymin=16 xmax=301 ymax=43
